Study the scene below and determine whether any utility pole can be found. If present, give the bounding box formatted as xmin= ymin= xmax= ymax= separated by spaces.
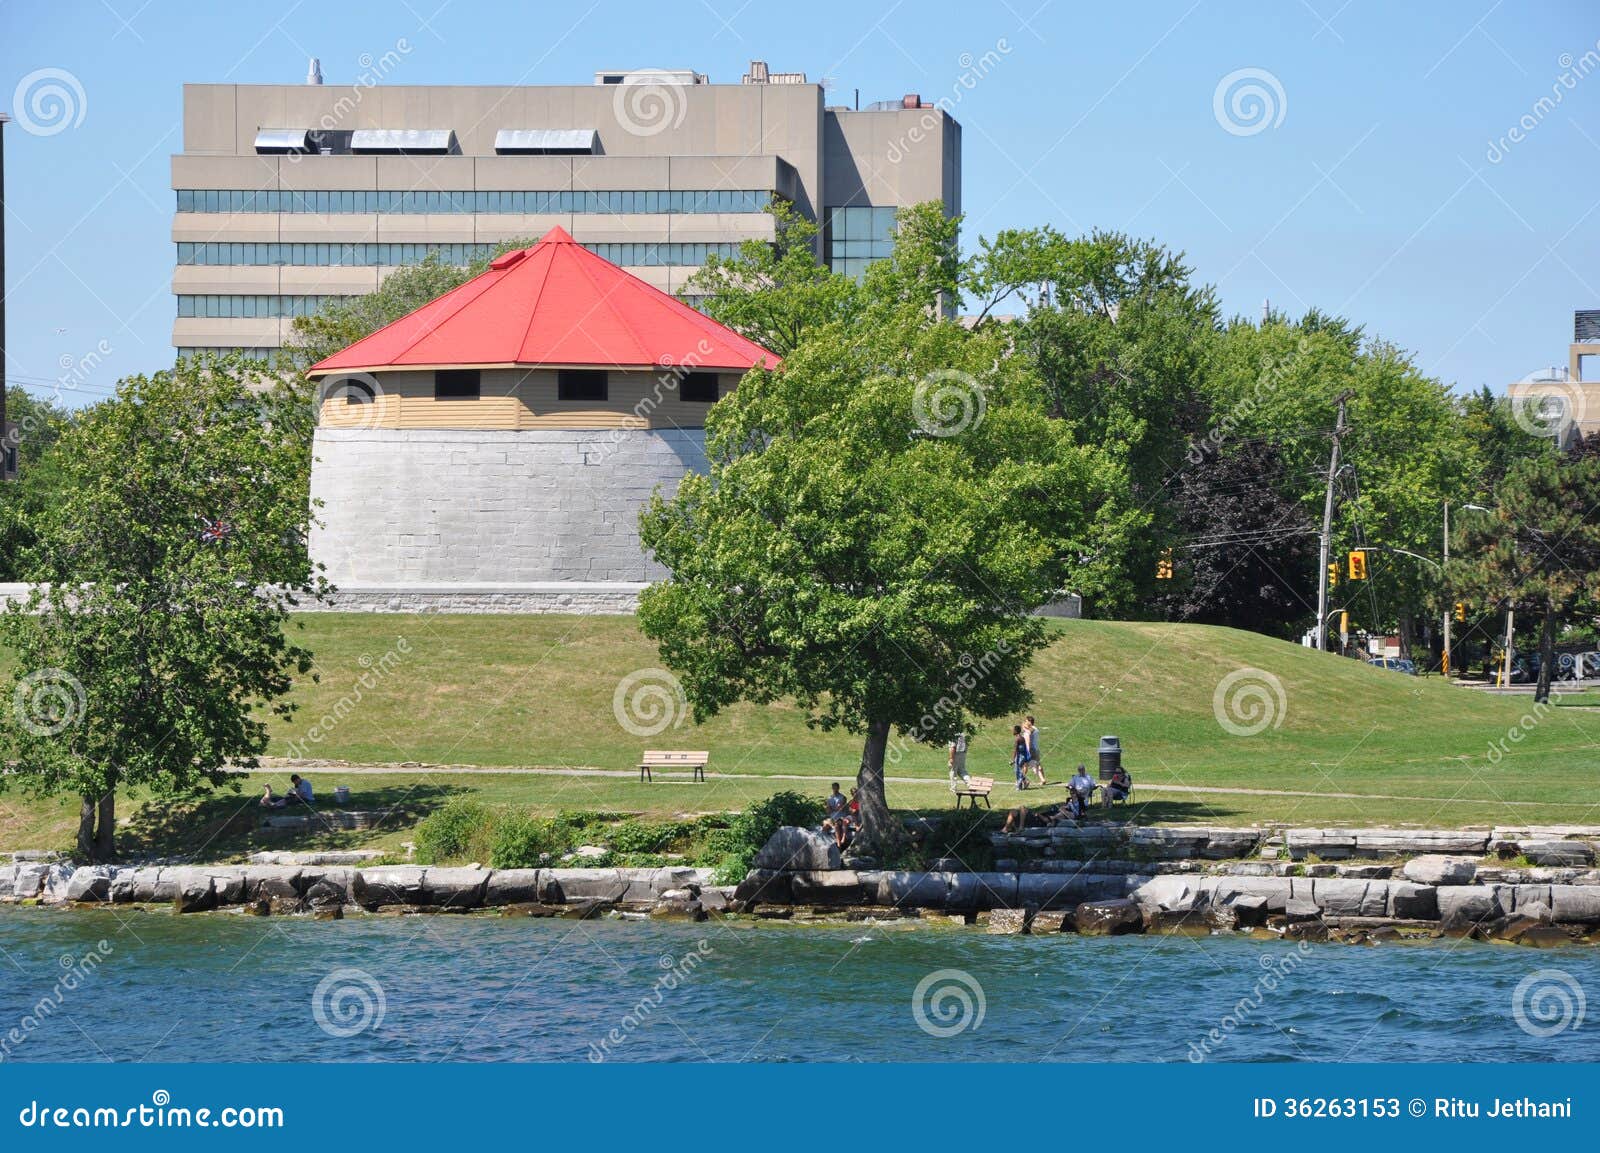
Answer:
xmin=1442 ymin=501 xmax=1451 ymax=678
xmin=1314 ymin=393 xmax=1351 ymax=652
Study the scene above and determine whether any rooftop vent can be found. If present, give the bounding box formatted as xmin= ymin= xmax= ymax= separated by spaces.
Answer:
xmin=254 ymin=128 xmax=311 ymax=153
xmin=742 ymin=60 xmax=808 ymax=84
xmin=593 ymin=68 xmax=707 ymax=86
xmin=349 ymin=128 xmax=456 ymax=154
xmin=306 ymin=57 xmax=323 ymax=85
xmin=494 ymin=128 xmax=598 ymax=155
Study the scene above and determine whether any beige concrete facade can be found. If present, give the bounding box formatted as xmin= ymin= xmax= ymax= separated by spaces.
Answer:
xmin=1505 ymin=315 xmax=1600 ymax=446
xmin=171 ymin=71 xmax=960 ymax=356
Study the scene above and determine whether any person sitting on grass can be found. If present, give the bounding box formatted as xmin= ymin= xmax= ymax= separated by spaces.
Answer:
xmin=285 ymin=774 xmax=314 ymax=805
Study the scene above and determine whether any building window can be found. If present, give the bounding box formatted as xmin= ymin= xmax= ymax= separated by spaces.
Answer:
xmin=558 ymin=370 xmax=608 ymax=401
xmin=435 ymin=370 xmax=480 ymax=400
xmin=331 ymin=377 xmax=375 ymax=404
xmin=679 ymin=372 xmax=720 ymax=403
xmin=825 ymin=205 xmax=899 ymax=279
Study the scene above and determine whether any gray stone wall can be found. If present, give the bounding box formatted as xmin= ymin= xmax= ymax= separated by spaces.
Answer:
xmin=308 ymin=428 xmax=707 ymax=586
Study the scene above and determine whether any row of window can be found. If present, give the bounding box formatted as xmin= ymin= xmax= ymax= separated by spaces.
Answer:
xmin=177 ymin=294 xmax=351 ymax=318
xmin=176 ymin=189 xmax=774 ymax=216
xmin=175 ymin=242 xmax=741 ymax=267
xmin=329 ymin=369 xmax=722 ymax=404
xmin=826 ymin=206 xmax=898 ymax=282
xmin=176 ymin=347 xmax=277 ymax=360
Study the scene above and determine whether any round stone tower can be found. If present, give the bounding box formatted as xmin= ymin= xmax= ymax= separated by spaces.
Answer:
xmin=305 ymin=227 xmax=778 ymax=613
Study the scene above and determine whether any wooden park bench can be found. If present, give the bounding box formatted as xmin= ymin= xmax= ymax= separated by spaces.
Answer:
xmin=637 ymin=750 xmax=709 ymax=783
xmin=952 ymin=775 xmax=994 ymax=810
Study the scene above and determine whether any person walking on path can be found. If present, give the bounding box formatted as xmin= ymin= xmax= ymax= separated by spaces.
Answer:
xmin=948 ymin=731 xmax=971 ymax=789
xmin=1011 ymin=724 xmax=1029 ymax=789
xmin=1021 ymin=716 xmax=1045 ymax=787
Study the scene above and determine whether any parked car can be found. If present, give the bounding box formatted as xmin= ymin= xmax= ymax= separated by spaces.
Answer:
xmin=1367 ymin=657 xmax=1417 ymax=675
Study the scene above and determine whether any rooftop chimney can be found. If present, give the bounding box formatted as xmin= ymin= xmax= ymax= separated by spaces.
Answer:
xmin=306 ymin=57 xmax=323 ymax=85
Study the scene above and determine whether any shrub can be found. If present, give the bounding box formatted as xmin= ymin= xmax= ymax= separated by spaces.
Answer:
xmin=414 ymin=799 xmax=491 ymax=865
xmin=490 ymin=813 xmax=570 ymax=869
xmin=696 ymin=790 xmax=826 ymax=880
xmin=911 ymin=808 xmax=996 ymax=871
xmin=608 ymin=819 xmax=691 ymax=854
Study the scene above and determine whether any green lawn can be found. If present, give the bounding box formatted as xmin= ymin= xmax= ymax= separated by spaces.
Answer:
xmin=2 ymin=614 xmax=1597 ymax=858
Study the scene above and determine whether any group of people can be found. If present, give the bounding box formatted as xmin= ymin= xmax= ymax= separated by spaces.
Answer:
xmin=945 ymin=715 xmax=1049 ymax=790
xmin=1001 ymin=759 xmax=1133 ymax=831
xmin=822 ymin=782 xmax=861 ymax=849
xmin=258 ymin=774 xmax=315 ymax=809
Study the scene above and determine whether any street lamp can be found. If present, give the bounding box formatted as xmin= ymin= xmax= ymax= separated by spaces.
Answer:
xmin=1442 ymin=501 xmax=1493 ymax=680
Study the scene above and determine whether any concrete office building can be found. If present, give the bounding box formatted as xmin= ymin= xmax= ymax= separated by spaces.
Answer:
xmin=171 ymin=61 xmax=961 ymax=358
xmin=1506 ymin=310 xmax=1600 ymax=448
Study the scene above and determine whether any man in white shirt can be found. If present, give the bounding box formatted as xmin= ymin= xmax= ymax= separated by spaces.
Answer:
xmin=948 ymin=732 xmax=970 ymax=787
xmin=1067 ymin=764 xmax=1095 ymax=813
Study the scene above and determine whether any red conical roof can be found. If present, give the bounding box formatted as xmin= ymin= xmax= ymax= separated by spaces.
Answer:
xmin=308 ymin=226 xmax=779 ymax=375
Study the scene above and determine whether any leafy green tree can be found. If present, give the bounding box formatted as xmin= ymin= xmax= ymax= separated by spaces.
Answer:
xmin=968 ymin=228 xmax=1218 ymax=614
xmin=685 ymin=199 xmax=863 ymax=355
xmin=0 ymin=361 xmax=323 ymax=860
xmin=1450 ymin=452 xmax=1600 ymax=702
xmin=638 ymin=291 xmax=1128 ymax=852
xmin=0 ymin=388 xmax=75 ymax=581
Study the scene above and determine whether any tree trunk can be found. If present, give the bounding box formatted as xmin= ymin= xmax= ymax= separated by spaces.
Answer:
xmin=1535 ymin=602 xmax=1557 ymax=705
xmin=95 ymin=790 xmax=116 ymax=862
xmin=75 ymin=788 xmax=117 ymax=863
xmin=1397 ymin=613 xmax=1413 ymax=661
xmin=76 ymin=796 xmax=98 ymax=861
xmin=854 ymin=719 xmax=906 ymax=858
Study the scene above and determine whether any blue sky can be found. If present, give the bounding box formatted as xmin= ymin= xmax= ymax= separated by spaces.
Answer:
xmin=1 ymin=0 xmax=1596 ymax=406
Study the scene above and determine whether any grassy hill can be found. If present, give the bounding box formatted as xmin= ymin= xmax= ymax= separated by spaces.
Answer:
xmin=3 ymin=614 xmax=1596 ymax=855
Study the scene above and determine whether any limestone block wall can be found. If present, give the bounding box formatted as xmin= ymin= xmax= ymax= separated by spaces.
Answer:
xmin=308 ymin=427 xmax=707 ymax=586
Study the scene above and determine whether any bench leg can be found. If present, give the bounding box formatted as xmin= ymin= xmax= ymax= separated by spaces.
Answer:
xmin=639 ymin=766 xmax=651 ymax=783
xmin=954 ymin=794 xmax=966 ymax=810
xmin=981 ymin=795 xmax=991 ymax=809
xmin=694 ymin=766 xmax=705 ymax=783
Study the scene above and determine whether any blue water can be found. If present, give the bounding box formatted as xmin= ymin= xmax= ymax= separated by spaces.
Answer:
xmin=0 ymin=906 xmax=1594 ymax=1062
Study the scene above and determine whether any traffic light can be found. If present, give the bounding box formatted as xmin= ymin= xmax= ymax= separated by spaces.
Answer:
xmin=1156 ymin=548 xmax=1173 ymax=580
xmin=1454 ymin=602 xmax=1466 ymax=623
xmin=1327 ymin=562 xmax=1339 ymax=589
xmin=1348 ymin=550 xmax=1368 ymax=580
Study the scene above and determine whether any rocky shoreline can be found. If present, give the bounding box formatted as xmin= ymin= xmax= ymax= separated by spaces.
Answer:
xmin=5 ymin=823 xmax=1599 ymax=945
